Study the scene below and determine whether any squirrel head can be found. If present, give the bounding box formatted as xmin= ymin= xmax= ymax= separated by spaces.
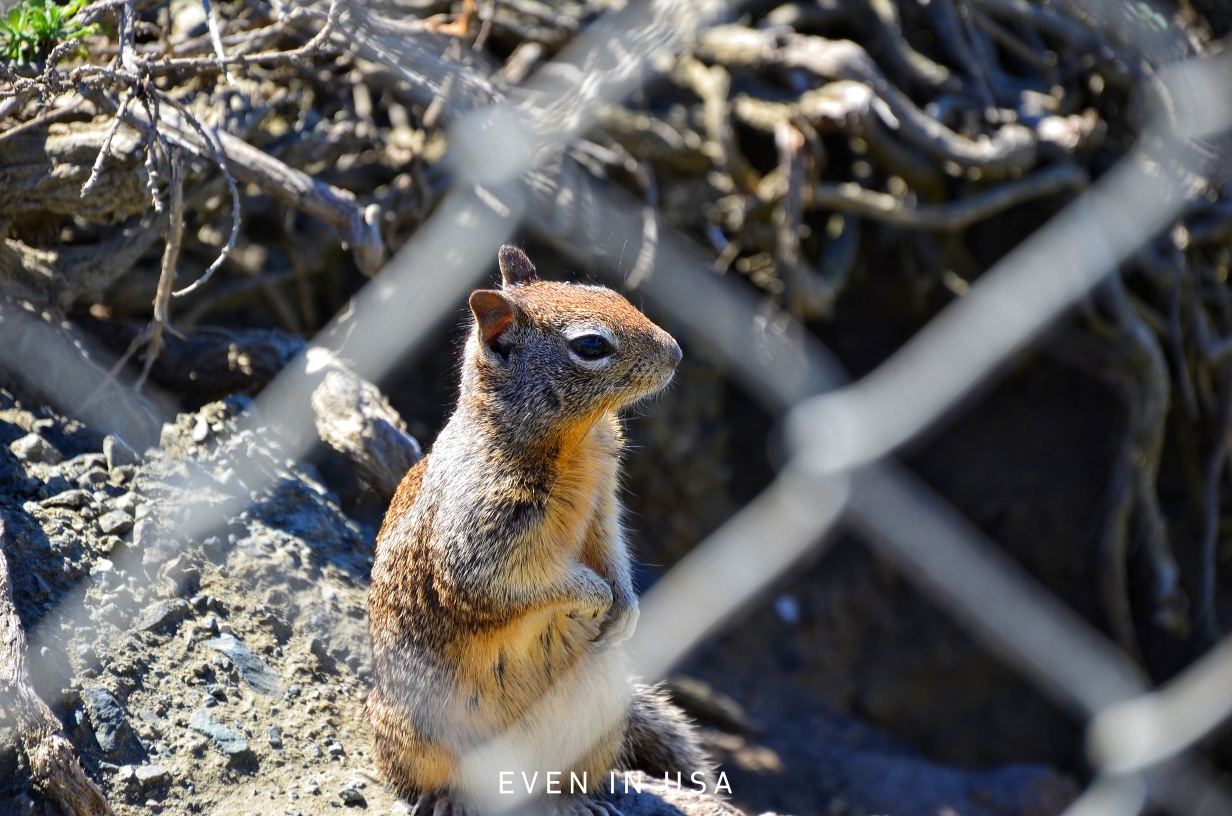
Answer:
xmin=461 ymin=245 xmax=682 ymax=441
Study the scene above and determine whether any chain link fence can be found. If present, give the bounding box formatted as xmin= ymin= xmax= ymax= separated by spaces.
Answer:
xmin=7 ymin=0 xmax=1232 ymax=813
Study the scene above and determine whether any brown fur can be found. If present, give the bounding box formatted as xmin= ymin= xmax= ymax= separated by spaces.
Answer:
xmin=366 ymin=247 xmax=707 ymax=812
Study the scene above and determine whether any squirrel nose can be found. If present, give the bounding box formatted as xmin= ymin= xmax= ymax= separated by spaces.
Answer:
xmin=667 ymin=340 xmax=682 ymax=368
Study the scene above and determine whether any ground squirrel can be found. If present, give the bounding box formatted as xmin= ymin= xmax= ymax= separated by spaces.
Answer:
xmin=366 ymin=246 xmax=711 ymax=815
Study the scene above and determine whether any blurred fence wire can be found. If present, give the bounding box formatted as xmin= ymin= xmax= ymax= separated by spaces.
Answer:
xmin=10 ymin=0 xmax=1232 ymax=814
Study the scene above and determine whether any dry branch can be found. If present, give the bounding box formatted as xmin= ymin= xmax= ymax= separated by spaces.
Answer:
xmin=0 ymin=519 xmax=113 ymax=816
xmin=811 ymin=163 xmax=1088 ymax=231
xmin=697 ymin=25 xmax=1038 ymax=178
xmin=149 ymin=105 xmax=386 ymax=276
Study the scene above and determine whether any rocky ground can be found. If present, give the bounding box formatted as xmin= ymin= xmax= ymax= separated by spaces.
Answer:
xmin=0 ymin=361 xmax=1085 ymax=816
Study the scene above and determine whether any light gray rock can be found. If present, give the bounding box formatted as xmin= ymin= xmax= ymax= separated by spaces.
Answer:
xmin=40 ymin=489 xmax=89 ymax=509
xmin=98 ymin=509 xmax=134 ymax=535
xmin=132 ymin=599 xmax=188 ymax=632
xmin=103 ymin=434 xmax=140 ymax=469
xmin=135 ymin=764 xmax=170 ymax=787
xmin=10 ymin=433 xmax=61 ymax=464
xmin=189 ymin=709 xmax=253 ymax=761
xmin=208 ymin=633 xmax=281 ymax=697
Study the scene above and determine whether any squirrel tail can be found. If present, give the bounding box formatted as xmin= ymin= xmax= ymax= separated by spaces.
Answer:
xmin=616 ymin=682 xmax=714 ymax=784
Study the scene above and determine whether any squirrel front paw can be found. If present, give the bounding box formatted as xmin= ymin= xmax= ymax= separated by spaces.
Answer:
xmin=567 ymin=567 xmax=614 ymax=621
xmin=592 ymin=596 xmax=639 ymax=649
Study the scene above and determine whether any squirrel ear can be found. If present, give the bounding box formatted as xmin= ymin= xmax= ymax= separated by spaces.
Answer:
xmin=469 ymin=290 xmax=516 ymax=348
xmin=498 ymin=244 xmax=538 ymax=286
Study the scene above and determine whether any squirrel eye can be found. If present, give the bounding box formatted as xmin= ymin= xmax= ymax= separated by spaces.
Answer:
xmin=569 ymin=334 xmax=613 ymax=360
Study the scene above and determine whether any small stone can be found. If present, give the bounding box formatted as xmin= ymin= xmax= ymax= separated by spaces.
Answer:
xmin=307 ymin=636 xmax=330 ymax=662
xmin=10 ymin=433 xmax=61 ymax=464
xmin=89 ymin=559 xmax=114 ymax=576
xmin=135 ymin=503 xmax=153 ymax=520
xmin=339 ymin=787 xmax=365 ymax=804
xmin=114 ymin=765 xmax=138 ymax=786
xmin=97 ymin=535 xmax=123 ymax=555
xmin=132 ymin=600 xmax=188 ymax=632
xmin=188 ymin=709 xmax=253 ymax=761
xmin=115 ymin=492 xmax=138 ymax=513
xmin=95 ymin=602 xmax=122 ymax=624
xmin=209 ymin=633 xmax=281 ymax=697
xmin=134 ymin=518 xmax=179 ymax=565
xmin=135 ymin=764 xmax=170 ymax=787
xmin=38 ymin=475 xmax=72 ymax=499
xmin=266 ymin=725 xmax=283 ymax=748
xmin=192 ymin=416 xmax=210 ymax=443
xmin=304 ymin=782 xmax=320 ymax=795
xmin=201 ymin=615 xmax=219 ymax=634
xmin=103 ymin=434 xmax=140 ymax=469
xmin=327 ymin=742 xmax=345 ymax=756
xmin=78 ymin=469 xmax=108 ymax=489
xmin=81 ymin=685 xmax=133 ymax=758
xmin=202 ymin=695 xmax=218 ymax=708
xmin=41 ymin=489 xmax=89 ymax=509
xmin=98 ymin=510 xmax=134 ymax=536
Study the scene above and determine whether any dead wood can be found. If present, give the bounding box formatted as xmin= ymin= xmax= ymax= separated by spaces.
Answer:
xmin=0 ymin=518 xmax=113 ymax=816
xmin=150 ymin=105 xmax=386 ymax=277
xmin=810 ymin=162 xmax=1088 ymax=231
xmin=0 ymin=212 xmax=165 ymax=306
xmin=85 ymin=320 xmax=308 ymax=399
xmin=1050 ymin=276 xmax=1190 ymax=658
xmin=306 ymin=347 xmax=422 ymax=497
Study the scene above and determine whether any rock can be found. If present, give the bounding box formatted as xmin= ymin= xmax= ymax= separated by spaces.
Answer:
xmin=208 ymin=633 xmax=281 ymax=696
xmin=77 ymin=469 xmax=109 ymax=489
xmin=97 ymin=535 xmax=123 ymax=554
xmin=339 ymin=787 xmax=365 ymax=804
xmin=10 ymin=433 xmax=61 ymax=464
xmin=38 ymin=475 xmax=72 ymax=498
xmin=40 ymin=489 xmax=89 ymax=509
xmin=98 ymin=509 xmax=135 ymax=535
xmin=135 ymin=764 xmax=170 ymax=787
xmin=308 ymin=635 xmax=331 ymax=662
xmin=606 ymin=777 xmax=745 ymax=816
xmin=81 ymin=684 xmax=133 ymax=759
xmin=189 ymin=709 xmax=253 ymax=761
xmin=115 ymin=491 xmax=138 ymax=513
xmin=266 ymin=725 xmax=283 ymax=748
xmin=132 ymin=599 xmax=188 ymax=632
xmin=103 ymin=434 xmax=140 ymax=469
xmin=133 ymin=518 xmax=180 ymax=565
xmin=114 ymin=765 xmax=138 ymax=787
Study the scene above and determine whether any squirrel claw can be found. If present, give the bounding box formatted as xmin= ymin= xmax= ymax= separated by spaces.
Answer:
xmin=592 ymin=601 xmax=639 ymax=650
